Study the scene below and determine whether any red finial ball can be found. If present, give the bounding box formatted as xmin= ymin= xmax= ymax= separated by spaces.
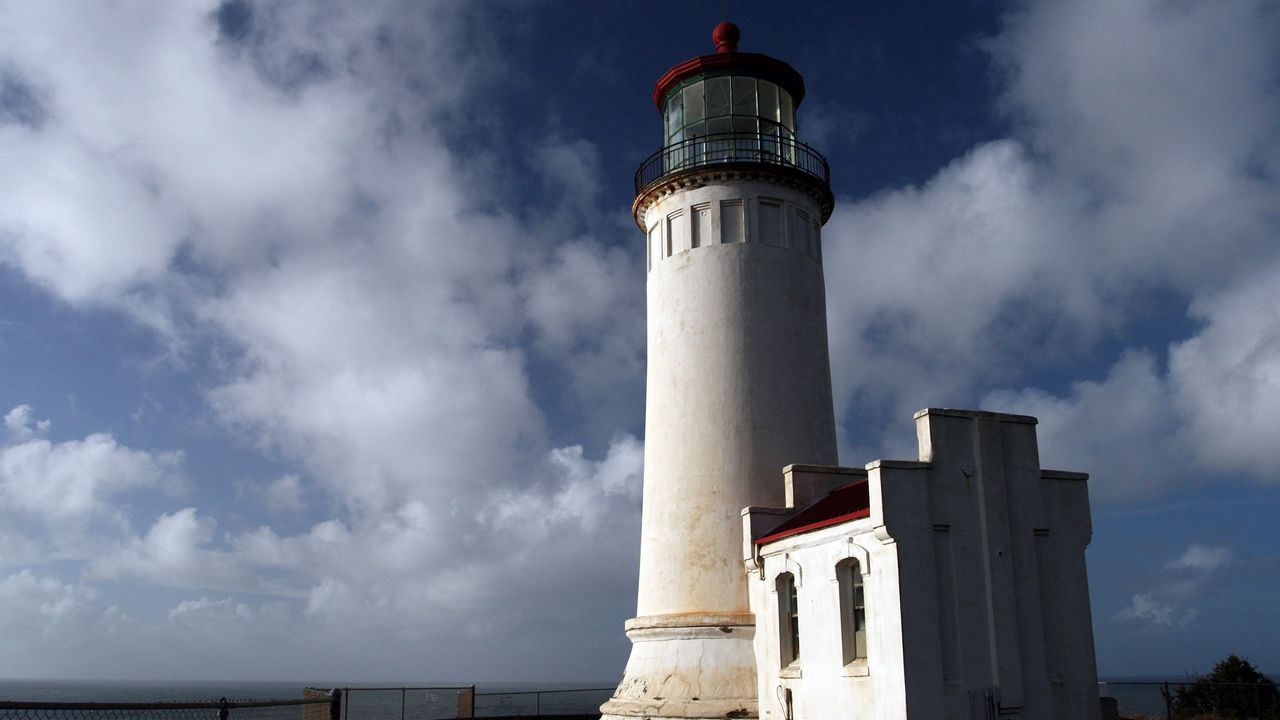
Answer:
xmin=713 ymin=21 xmax=740 ymax=53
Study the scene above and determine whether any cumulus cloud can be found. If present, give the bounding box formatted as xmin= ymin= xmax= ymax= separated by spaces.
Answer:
xmin=3 ymin=404 xmax=50 ymax=441
xmin=0 ymin=405 xmax=185 ymax=524
xmin=983 ymin=352 xmax=1185 ymax=501
xmin=1169 ymin=265 xmax=1280 ymax=477
xmin=1113 ymin=593 xmax=1197 ymax=629
xmin=1112 ymin=542 xmax=1235 ymax=630
xmin=826 ymin=0 xmax=1280 ymax=499
xmin=1166 ymin=544 xmax=1235 ymax=574
xmin=87 ymin=508 xmax=257 ymax=594
xmin=0 ymin=570 xmax=97 ymax=632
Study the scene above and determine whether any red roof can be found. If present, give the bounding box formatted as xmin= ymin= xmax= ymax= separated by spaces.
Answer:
xmin=755 ymin=480 xmax=871 ymax=545
xmin=653 ymin=23 xmax=806 ymax=111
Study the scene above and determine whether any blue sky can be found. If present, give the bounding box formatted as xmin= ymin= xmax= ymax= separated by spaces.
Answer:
xmin=1 ymin=0 xmax=1278 ymax=683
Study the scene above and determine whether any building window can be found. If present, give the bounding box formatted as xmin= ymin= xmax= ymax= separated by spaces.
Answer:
xmin=838 ymin=559 xmax=867 ymax=663
xmin=777 ymin=572 xmax=800 ymax=666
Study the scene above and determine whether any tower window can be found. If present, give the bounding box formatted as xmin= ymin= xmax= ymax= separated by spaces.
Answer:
xmin=692 ymin=204 xmax=711 ymax=249
xmin=838 ymin=559 xmax=867 ymax=663
xmin=777 ymin=572 xmax=800 ymax=666
xmin=648 ymin=224 xmax=661 ymax=270
xmin=758 ymin=200 xmax=783 ymax=247
xmin=720 ymin=200 xmax=744 ymax=244
xmin=666 ymin=211 xmax=686 ymax=256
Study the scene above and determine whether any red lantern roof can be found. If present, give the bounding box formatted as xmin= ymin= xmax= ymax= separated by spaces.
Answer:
xmin=653 ymin=22 xmax=807 ymax=111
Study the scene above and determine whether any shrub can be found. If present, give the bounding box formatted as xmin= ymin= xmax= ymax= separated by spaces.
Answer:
xmin=1170 ymin=655 xmax=1279 ymax=720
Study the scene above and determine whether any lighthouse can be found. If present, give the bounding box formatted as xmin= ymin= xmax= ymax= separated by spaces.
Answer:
xmin=602 ymin=22 xmax=838 ymax=720
xmin=602 ymin=19 xmax=1107 ymax=720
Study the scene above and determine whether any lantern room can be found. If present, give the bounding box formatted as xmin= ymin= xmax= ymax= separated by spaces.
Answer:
xmin=634 ymin=22 xmax=831 ymax=217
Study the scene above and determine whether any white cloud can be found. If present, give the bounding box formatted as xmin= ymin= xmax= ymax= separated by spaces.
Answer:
xmin=3 ymin=404 xmax=50 ymax=441
xmin=237 ymin=473 xmax=308 ymax=514
xmin=1112 ymin=542 xmax=1235 ymax=629
xmin=0 ymin=405 xmax=185 ymax=523
xmin=1166 ymin=544 xmax=1235 ymax=574
xmin=169 ymin=596 xmax=249 ymax=621
xmin=1169 ymin=265 xmax=1280 ymax=477
xmin=826 ymin=0 xmax=1280 ymax=500
xmin=982 ymin=352 xmax=1185 ymax=501
xmin=87 ymin=508 xmax=256 ymax=594
xmin=1113 ymin=593 xmax=1196 ymax=628
xmin=0 ymin=570 xmax=97 ymax=633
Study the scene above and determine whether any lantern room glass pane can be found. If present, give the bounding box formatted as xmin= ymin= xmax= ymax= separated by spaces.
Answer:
xmin=758 ymin=80 xmax=779 ymax=122
xmin=779 ymin=90 xmax=794 ymax=132
xmin=684 ymin=82 xmax=705 ymax=124
xmin=732 ymin=76 xmax=756 ymax=116
xmin=706 ymin=77 xmax=731 ymax=118
xmin=666 ymin=91 xmax=683 ymax=140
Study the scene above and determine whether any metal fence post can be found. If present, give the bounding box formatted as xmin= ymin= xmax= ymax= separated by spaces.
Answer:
xmin=1162 ymin=682 xmax=1171 ymax=720
xmin=219 ymin=698 xmax=229 ymax=720
xmin=329 ymin=689 xmax=342 ymax=720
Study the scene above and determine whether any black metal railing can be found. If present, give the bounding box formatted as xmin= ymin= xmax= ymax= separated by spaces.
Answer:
xmin=473 ymin=687 xmax=613 ymax=718
xmin=0 ymin=693 xmax=340 ymax=720
xmin=339 ymin=686 xmax=470 ymax=720
xmin=634 ymin=132 xmax=830 ymax=194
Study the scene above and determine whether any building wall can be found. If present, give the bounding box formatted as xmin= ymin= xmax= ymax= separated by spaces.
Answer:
xmin=744 ymin=409 xmax=1101 ymax=720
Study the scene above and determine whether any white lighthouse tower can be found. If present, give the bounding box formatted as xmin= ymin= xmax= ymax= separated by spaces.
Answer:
xmin=602 ymin=22 xmax=838 ymax=720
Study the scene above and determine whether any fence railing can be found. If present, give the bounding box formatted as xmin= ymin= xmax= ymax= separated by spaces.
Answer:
xmin=0 ymin=692 xmax=340 ymax=720
xmin=338 ymin=686 xmax=611 ymax=720
xmin=473 ymin=688 xmax=613 ymax=718
xmin=634 ymin=131 xmax=830 ymax=195
xmin=0 ymin=686 xmax=613 ymax=720
xmin=1099 ymin=680 xmax=1279 ymax=719
xmin=339 ymin=687 xmax=469 ymax=720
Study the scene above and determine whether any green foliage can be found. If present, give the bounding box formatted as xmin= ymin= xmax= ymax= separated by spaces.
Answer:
xmin=1170 ymin=655 xmax=1280 ymax=720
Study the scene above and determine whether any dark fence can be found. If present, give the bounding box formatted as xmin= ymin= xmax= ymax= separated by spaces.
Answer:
xmin=338 ymin=687 xmax=470 ymax=720
xmin=0 ymin=686 xmax=613 ymax=720
xmin=0 ymin=692 xmax=340 ymax=720
xmin=1100 ymin=680 xmax=1280 ymax=719
xmin=634 ymin=131 xmax=830 ymax=194
xmin=338 ymin=687 xmax=609 ymax=720
xmin=473 ymin=688 xmax=612 ymax=718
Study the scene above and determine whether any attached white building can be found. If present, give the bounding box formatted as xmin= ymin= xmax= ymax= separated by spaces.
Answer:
xmin=742 ymin=409 xmax=1101 ymax=720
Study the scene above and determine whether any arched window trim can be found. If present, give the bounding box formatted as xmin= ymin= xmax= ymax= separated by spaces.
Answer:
xmin=837 ymin=558 xmax=868 ymax=665
xmin=775 ymin=571 xmax=801 ymax=669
